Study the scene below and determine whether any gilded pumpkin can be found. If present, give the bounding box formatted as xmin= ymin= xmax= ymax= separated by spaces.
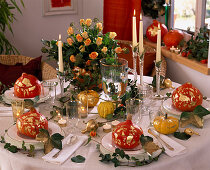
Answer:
xmin=14 ymin=73 xmax=41 ymax=98
xmin=77 ymin=90 xmax=99 ymax=107
xmin=16 ymin=108 xmax=48 ymax=138
xmin=153 ymin=114 xmax=179 ymax=135
xmin=97 ymin=101 xmax=114 ymax=118
xmin=172 ymin=82 xmax=203 ymax=112
xmin=112 ymin=117 xmax=143 ymax=149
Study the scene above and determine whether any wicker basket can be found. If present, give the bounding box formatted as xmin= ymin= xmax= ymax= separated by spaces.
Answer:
xmin=0 ymin=55 xmax=57 ymax=80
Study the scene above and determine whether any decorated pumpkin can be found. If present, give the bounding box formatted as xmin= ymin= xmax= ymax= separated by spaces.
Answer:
xmin=163 ymin=29 xmax=184 ymax=48
xmin=98 ymin=101 xmax=114 ymax=118
xmin=172 ymin=82 xmax=203 ymax=111
xmin=153 ymin=114 xmax=179 ymax=135
xmin=112 ymin=115 xmax=143 ymax=149
xmin=14 ymin=73 xmax=41 ymax=98
xmin=16 ymin=108 xmax=48 ymax=138
xmin=146 ymin=20 xmax=168 ymax=43
xmin=77 ymin=90 xmax=99 ymax=107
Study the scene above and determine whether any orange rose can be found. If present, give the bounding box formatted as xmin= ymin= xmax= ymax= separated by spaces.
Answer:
xmin=67 ymin=38 xmax=74 ymax=45
xmin=96 ymin=37 xmax=103 ymax=46
xmin=82 ymin=31 xmax=88 ymax=39
xmin=89 ymin=52 xmax=98 ymax=59
xmin=85 ymin=19 xmax=92 ymax=27
xmin=89 ymin=130 xmax=96 ymax=137
xmin=70 ymin=55 xmax=76 ymax=62
xmin=86 ymin=60 xmax=91 ymax=66
xmin=79 ymin=45 xmax=85 ymax=52
xmin=96 ymin=22 xmax=103 ymax=32
xmin=101 ymin=46 xmax=108 ymax=54
xmin=84 ymin=38 xmax=91 ymax=46
xmin=115 ymin=47 xmax=122 ymax=54
xmin=80 ymin=19 xmax=85 ymax=26
xmin=109 ymin=32 xmax=117 ymax=39
xmin=76 ymin=34 xmax=83 ymax=42
xmin=67 ymin=27 xmax=74 ymax=35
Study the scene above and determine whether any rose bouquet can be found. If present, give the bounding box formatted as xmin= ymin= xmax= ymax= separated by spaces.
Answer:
xmin=41 ymin=18 xmax=127 ymax=91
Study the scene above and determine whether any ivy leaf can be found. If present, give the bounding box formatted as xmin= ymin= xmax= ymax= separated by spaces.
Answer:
xmin=0 ymin=136 xmax=5 ymax=143
xmin=8 ymin=145 xmax=18 ymax=153
xmin=22 ymin=141 xmax=27 ymax=151
xmin=193 ymin=105 xmax=210 ymax=118
xmin=51 ymin=133 xmax=64 ymax=150
xmin=4 ymin=143 xmax=11 ymax=149
xmin=166 ymin=92 xmax=172 ymax=98
xmin=71 ymin=155 xmax=86 ymax=163
xmin=174 ymin=132 xmax=191 ymax=140
xmin=140 ymin=135 xmax=153 ymax=146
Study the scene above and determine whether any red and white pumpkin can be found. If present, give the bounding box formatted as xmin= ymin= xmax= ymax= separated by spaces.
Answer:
xmin=16 ymin=108 xmax=48 ymax=138
xmin=146 ymin=20 xmax=168 ymax=43
xmin=172 ymin=82 xmax=203 ymax=112
xmin=14 ymin=73 xmax=41 ymax=98
xmin=112 ymin=116 xmax=143 ymax=149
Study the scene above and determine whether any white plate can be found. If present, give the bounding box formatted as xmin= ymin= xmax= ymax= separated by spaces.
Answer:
xmin=2 ymin=87 xmax=50 ymax=104
xmin=162 ymin=98 xmax=210 ymax=116
xmin=4 ymin=122 xmax=61 ymax=150
xmin=100 ymin=132 xmax=162 ymax=162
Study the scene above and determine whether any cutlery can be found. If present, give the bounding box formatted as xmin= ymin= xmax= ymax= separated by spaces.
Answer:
xmin=148 ymin=128 xmax=174 ymax=151
xmin=53 ymin=135 xmax=77 ymax=158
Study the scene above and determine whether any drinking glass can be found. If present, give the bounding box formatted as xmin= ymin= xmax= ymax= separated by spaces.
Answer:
xmin=100 ymin=58 xmax=128 ymax=101
xmin=125 ymin=98 xmax=143 ymax=126
xmin=42 ymin=80 xmax=58 ymax=104
xmin=11 ymin=100 xmax=25 ymax=122
xmin=149 ymin=106 xmax=161 ymax=126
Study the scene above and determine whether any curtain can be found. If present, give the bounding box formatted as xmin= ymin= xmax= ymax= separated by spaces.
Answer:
xmin=103 ymin=0 xmax=141 ymax=41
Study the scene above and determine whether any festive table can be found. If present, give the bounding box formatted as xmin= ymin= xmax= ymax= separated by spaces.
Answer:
xmin=0 ymin=76 xmax=210 ymax=170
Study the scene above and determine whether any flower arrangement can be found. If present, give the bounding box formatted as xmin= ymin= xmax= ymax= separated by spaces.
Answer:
xmin=41 ymin=18 xmax=127 ymax=91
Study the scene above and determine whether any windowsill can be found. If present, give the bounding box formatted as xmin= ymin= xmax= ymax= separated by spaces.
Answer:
xmin=144 ymin=39 xmax=210 ymax=75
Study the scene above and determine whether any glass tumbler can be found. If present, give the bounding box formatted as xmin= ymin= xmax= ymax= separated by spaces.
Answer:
xmin=11 ymin=100 xmax=25 ymax=122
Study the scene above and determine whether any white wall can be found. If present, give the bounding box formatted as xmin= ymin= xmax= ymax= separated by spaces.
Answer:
xmin=5 ymin=1 xmax=210 ymax=97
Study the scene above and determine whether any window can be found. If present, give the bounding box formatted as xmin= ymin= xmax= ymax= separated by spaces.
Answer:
xmin=171 ymin=0 xmax=207 ymax=32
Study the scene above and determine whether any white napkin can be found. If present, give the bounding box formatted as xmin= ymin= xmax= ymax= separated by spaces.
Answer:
xmin=42 ymin=134 xmax=88 ymax=164
xmin=159 ymin=133 xmax=186 ymax=157
xmin=0 ymin=107 xmax=12 ymax=117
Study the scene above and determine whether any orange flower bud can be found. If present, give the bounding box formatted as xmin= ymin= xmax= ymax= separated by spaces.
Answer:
xmin=67 ymin=38 xmax=74 ymax=46
xmin=96 ymin=37 xmax=103 ymax=46
xmin=76 ymin=34 xmax=83 ymax=42
xmin=79 ymin=45 xmax=85 ymax=52
xmin=80 ymin=19 xmax=85 ymax=26
xmin=84 ymin=38 xmax=91 ymax=46
xmin=115 ymin=47 xmax=122 ymax=54
xmin=82 ymin=31 xmax=88 ymax=39
xmin=109 ymin=32 xmax=117 ymax=39
xmin=67 ymin=27 xmax=74 ymax=35
xmin=89 ymin=130 xmax=96 ymax=137
xmin=70 ymin=55 xmax=76 ymax=62
xmin=86 ymin=60 xmax=91 ymax=66
xmin=96 ymin=22 xmax=103 ymax=32
xmin=101 ymin=46 xmax=108 ymax=54
xmin=89 ymin=52 xmax=98 ymax=59
xmin=85 ymin=19 xmax=92 ymax=27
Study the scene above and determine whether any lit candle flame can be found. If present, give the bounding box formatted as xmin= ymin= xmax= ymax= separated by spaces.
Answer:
xmin=158 ymin=23 xmax=161 ymax=29
xmin=134 ymin=9 xmax=136 ymax=16
xmin=81 ymin=106 xmax=85 ymax=111
xmin=59 ymin=34 xmax=61 ymax=41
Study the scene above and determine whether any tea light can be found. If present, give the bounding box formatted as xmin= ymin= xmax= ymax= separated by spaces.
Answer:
xmin=58 ymin=118 xmax=67 ymax=127
xmin=111 ymin=120 xmax=120 ymax=128
xmin=78 ymin=106 xmax=87 ymax=118
xmin=174 ymin=48 xmax=180 ymax=54
xmin=54 ymin=111 xmax=62 ymax=122
xmin=170 ymin=46 xmax=176 ymax=52
xmin=103 ymin=123 xmax=111 ymax=133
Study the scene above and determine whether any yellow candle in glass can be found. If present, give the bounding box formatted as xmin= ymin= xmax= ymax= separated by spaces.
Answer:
xmin=156 ymin=23 xmax=161 ymax=62
xmin=58 ymin=34 xmax=64 ymax=73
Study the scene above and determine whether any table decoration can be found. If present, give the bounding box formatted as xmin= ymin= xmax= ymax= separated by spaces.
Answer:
xmin=78 ymin=100 xmax=88 ymax=118
xmin=11 ymin=100 xmax=25 ymax=122
xmin=103 ymin=123 xmax=111 ymax=133
xmin=58 ymin=118 xmax=67 ymax=127
xmin=97 ymin=101 xmax=115 ymax=118
xmin=184 ymin=128 xmax=200 ymax=136
xmin=163 ymin=29 xmax=184 ymax=48
xmin=111 ymin=120 xmax=120 ymax=128
xmin=81 ymin=119 xmax=99 ymax=134
xmin=77 ymin=90 xmax=99 ymax=108
xmin=41 ymin=18 xmax=127 ymax=92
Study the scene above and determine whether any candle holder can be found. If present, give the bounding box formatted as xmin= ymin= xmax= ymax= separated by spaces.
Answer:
xmin=154 ymin=60 xmax=163 ymax=98
xmin=163 ymin=2 xmax=170 ymax=29
xmin=58 ymin=73 xmax=65 ymax=98
xmin=138 ymin=50 xmax=145 ymax=86
xmin=132 ymin=49 xmax=138 ymax=83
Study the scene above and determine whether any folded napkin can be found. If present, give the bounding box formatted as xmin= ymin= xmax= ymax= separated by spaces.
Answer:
xmin=159 ymin=133 xmax=186 ymax=157
xmin=42 ymin=134 xmax=88 ymax=164
xmin=0 ymin=107 xmax=13 ymax=117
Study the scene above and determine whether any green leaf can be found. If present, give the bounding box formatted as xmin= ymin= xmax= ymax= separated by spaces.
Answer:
xmin=140 ymin=135 xmax=153 ymax=146
xmin=51 ymin=133 xmax=64 ymax=150
xmin=39 ymin=128 xmax=50 ymax=137
xmin=22 ymin=141 xmax=27 ymax=151
xmin=0 ymin=136 xmax=5 ymax=143
xmin=8 ymin=145 xmax=18 ymax=153
xmin=193 ymin=105 xmax=210 ymax=118
xmin=71 ymin=155 xmax=86 ymax=163
xmin=174 ymin=132 xmax=191 ymax=140
xmin=180 ymin=111 xmax=193 ymax=120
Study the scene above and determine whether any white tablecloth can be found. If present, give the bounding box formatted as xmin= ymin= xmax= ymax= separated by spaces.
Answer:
xmin=0 ymin=76 xmax=210 ymax=170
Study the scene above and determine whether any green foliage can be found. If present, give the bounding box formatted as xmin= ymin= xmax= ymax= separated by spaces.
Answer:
xmin=71 ymin=155 xmax=86 ymax=163
xmin=0 ymin=136 xmax=5 ymax=143
xmin=174 ymin=132 xmax=191 ymax=140
xmin=185 ymin=26 xmax=209 ymax=61
xmin=140 ymin=134 xmax=153 ymax=146
xmin=0 ymin=0 xmax=24 ymax=54
xmin=50 ymin=133 xmax=64 ymax=150
xmin=4 ymin=143 xmax=18 ymax=153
